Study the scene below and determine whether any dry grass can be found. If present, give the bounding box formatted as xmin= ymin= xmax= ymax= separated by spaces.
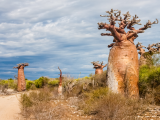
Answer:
xmin=19 ymin=75 xmax=149 ymax=120
xmin=19 ymin=87 xmax=92 ymax=120
xmin=19 ymin=87 xmax=54 ymax=119
xmin=78 ymin=87 xmax=145 ymax=120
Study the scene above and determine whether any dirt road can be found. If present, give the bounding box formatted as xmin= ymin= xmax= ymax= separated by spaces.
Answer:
xmin=0 ymin=93 xmax=23 ymax=120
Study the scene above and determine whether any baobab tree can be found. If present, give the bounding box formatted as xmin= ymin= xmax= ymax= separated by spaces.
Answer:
xmin=137 ymin=42 xmax=160 ymax=66
xmin=98 ymin=9 xmax=158 ymax=98
xmin=91 ymin=61 xmax=107 ymax=74
xmin=58 ymin=66 xmax=62 ymax=95
xmin=13 ymin=63 xmax=29 ymax=92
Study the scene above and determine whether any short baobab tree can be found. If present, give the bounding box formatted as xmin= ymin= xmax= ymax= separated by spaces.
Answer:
xmin=13 ymin=63 xmax=29 ymax=92
xmin=136 ymin=42 xmax=158 ymax=66
xmin=136 ymin=42 xmax=157 ymax=66
xmin=98 ymin=9 xmax=158 ymax=98
xmin=91 ymin=61 xmax=107 ymax=74
xmin=58 ymin=66 xmax=62 ymax=95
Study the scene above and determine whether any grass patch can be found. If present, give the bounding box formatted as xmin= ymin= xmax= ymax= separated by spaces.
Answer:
xmin=79 ymin=87 xmax=144 ymax=120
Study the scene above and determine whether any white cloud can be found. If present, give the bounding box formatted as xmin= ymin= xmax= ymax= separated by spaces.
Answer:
xmin=80 ymin=65 xmax=92 ymax=69
xmin=0 ymin=71 xmax=15 ymax=74
xmin=98 ymin=54 xmax=108 ymax=58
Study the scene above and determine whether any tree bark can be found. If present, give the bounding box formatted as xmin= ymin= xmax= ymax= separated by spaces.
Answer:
xmin=17 ymin=66 xmax=26 ymax=91
xmin=107 ymin=39 xmax=139 ymax=98
xmin=95 ymin=68 xmax=103 ymax=75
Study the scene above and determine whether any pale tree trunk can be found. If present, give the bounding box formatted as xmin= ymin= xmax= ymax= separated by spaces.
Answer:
xmin=58 ymin=67 xmax=62 ymax=95
xmin=107 ymin=40 xmax=139 ymax=98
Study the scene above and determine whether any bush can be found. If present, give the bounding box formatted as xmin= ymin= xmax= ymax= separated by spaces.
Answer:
xmin=139 ymin=64 xmax=160 ymax=104
xmin=8 ymin=79 xmax=17 ymax=90
xmin=26 ymin=81 xmax=36 ymax=90
xmin=91 ymin=70 xmax=107 ymax=87
xmin=34 ymin=76 xmax=49 ymax=88
xmin=83 ymin=76 xmax=91 ymax=79
xmin=48 ymin=80 xmax=59 ymax=87
xmin=79 ymin=87 xmax=143 ymax=120
xmin=0 ymin=79 xmax=17 ymax=90
xmin=19 ymin=87 xmax=53 ymax=119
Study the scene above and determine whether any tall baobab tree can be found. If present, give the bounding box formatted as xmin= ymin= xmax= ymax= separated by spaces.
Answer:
xmin=58 ymin=67 xmax=62 ymax=95
xmin=13 ymin=63 xmax=29 ymax=92
xmin=91 ymin=61 xmax=107 ymax=74
xmin=98 ymin=9 xmax=158 ymax=98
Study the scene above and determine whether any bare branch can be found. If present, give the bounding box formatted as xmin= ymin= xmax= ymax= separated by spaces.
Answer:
xmin=13 ymin=63 xmax=29 ymax=69
xmin=108 ymin=43 xmax=115 ymax=48
xmin=139 ymin=19 xmax=158 ymax=30
xmin=101 ymin=33 xmax=113 ymax=36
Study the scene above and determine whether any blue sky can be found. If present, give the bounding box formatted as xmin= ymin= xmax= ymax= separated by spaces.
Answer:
xmin=0 ymin=0 xmax=160 ymax=80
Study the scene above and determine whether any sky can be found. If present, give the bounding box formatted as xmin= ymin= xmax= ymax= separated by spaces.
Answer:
xmin=0 ymin=0 xmax=160 ymax=80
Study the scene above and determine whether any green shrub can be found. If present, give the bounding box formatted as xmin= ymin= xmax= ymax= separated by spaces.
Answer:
xmin=83 ymin=76 xmax=91 ymax=79
xmin=90 ymin=70 xmax=107 ymax=87
xmin=0 ymin=79 xmax=17 ymax=90
xmin=34 ymin=76 xmax=49 ymax=88
xmin=48 ymin=80 xmax=59 ymax=87
xmin=20 ymin=93 xmax=33 ymax=108
xmin=0 ymin=80 xmax=8 ymax=85
xmin=34 ymin=79 xmax=42 ymax=88
xmin=8 ymin=79 xmax=17 ymax=89
xmin=139 ymin=63 xmax=160 ymax=105
xmin=26 ymin=81 xmax=35 ymax=90
xmin=139 ymin=65 xmax=160 ymax=96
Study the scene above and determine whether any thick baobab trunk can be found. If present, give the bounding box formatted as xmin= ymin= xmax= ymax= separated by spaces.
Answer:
xmin=17 ymin=66 xmax=26 ymax=91
xmin=107 ymin=40 xmax=139 ymax=98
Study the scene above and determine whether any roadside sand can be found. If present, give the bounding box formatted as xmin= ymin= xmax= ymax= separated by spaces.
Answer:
xmin=0 ymin=91 xmax=23 ymax=120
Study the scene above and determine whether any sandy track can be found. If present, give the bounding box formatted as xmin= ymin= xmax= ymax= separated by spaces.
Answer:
xmin=0 ymin=93 xmax=23 ymax=120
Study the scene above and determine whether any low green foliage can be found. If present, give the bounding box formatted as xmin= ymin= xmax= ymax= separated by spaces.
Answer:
xmin=83 ymin=76 xmax=91 ymax=79
xmin=34 ymin=76 xmax=49 ymax=88
xmin=139 ymin=65 xmax=160 ymax=97
xmin=139 ymin=53 xmax=160 ymax=105
xmin=48 ymin=80 xmax=59 ymax=87
xmin=0 ymin=79 xmax=17 ymax=90
xmin=20 ymin=93 xmax=33 ymax=108
xmin=84 ymin=87 xmax=109 ymax=103
xmin=26 ymin=80 xmax=35 ymax=90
